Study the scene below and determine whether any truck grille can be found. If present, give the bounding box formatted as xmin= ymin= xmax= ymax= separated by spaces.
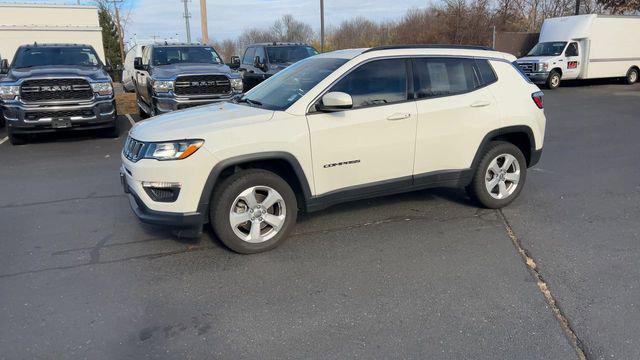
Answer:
xmin=24 ymin=109 xmax=94 ymax=121
xmin=174 ymin=75 xmax=231 ymax=96
xmin=20 ymin=78 xmax=93 ymax=102
xmin=518 ymin=62 xmax=536 ymax=73
xmin=123 ymin=136 xmax=147 ymax=162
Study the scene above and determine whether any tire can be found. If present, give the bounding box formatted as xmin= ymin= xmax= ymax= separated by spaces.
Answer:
xmin=467 ymin=141 xmax=527 ymax=209
xmin=546 ymin=70 xmax=561 ymax=89
xmin=7 ymin=129 xmax=27 ymax=145
xmin=137 ymin=95 xmax=149 ymax=119
xmin=100 ymin=121 xmax=119 ymax=138
xmin=210 ymin=169 xmax=298 ymax=254
xmin=625 ymin=68 xmax=639 ymax=85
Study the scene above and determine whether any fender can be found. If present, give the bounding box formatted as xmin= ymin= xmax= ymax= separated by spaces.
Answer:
xmin=470 ymin=125 xmax=540 ymax=171
xmin=196 ymin=152 xmax=313 ymax=221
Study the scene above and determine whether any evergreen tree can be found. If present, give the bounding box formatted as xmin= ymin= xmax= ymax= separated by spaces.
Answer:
xmin=98 ymin=3 xmax=122 ymax=78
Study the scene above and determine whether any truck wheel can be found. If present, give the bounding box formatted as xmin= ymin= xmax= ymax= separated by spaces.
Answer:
xmin=625 ymin=68 xmax=638 ymax=85
xmin=137 ymin=97 xmax=149 ymax=119
xmin=100 ymin=121 xmax=119 ymax=138
xmin=546 ymin=70 xmax=561 ymax=89
xmin=7 ymin=129 xmax=27 ymax=146
xmin=210 ymin=169 xmax=298 ymax=254
xmin=466 ymin=141 xmax=527 ymax=209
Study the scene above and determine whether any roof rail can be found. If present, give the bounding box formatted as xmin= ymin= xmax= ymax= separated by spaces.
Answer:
xmin=363 ymin=44 xmax=493 ymax=53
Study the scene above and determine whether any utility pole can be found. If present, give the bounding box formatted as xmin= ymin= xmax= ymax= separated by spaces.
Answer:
xmin=110 ymin=0 xmax=126 ymax=63
xmin=575 ymin=0 xmax=581 ymax=15
xmin=181 ymin=0 xmax=192 ymax=43
xmin=320 ymin=0 xmax=325 ymax=52
xmin=200 ymin=0 xmax=209 ymax=44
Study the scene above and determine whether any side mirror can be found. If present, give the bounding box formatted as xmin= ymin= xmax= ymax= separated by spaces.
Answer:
xmin=317 ymin=92 xmax=353 ymax=112
xmin=134 ymin=57 xmax=144 ymax=71
xmin=254 ymin=55 xmax=266 ymax=71
xmin=0 ymin=59 xmax=9 ymax=74
xmin=229 ymin=56 xmax=241 ymax=69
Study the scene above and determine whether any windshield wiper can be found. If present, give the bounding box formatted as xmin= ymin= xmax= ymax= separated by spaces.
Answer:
xmin=237 ymin=97 xmax=263 ymax=107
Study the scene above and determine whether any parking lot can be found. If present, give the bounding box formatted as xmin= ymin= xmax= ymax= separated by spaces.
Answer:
xmin=0 ymin=82 xmax=638 ymax=359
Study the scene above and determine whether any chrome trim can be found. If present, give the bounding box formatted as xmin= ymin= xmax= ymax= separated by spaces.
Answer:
xmin=18 ymin=76 xmax=96 ymax=104
xmin=2 ymin=98 xmax=113 ymax=111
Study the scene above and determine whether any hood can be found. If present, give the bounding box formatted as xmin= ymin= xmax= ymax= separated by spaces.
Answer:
xmin=130 ymin=102 xmax=274 ymax=142
xmin=517 ymin=56 xmax=557 ymax=63
xmin=1 ymin=65 xmax=111 ymax=83
xmin=150 ymin=63 xmax=234 ymax=79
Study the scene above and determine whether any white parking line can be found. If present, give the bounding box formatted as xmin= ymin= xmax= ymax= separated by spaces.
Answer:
xmin=125 ymin=114 xmax=136 ymax=127
xmin=0 ymin=137 xmax=8 ymax=145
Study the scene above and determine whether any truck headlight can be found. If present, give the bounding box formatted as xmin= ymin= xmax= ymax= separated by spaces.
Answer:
xmin=538 ymin=63 xmax=549 ymax=72
xmin=144 ymin=139 xmax=204 ymax=160
xmin=152 ymin=80 xmax=174 ymax=93
xmin=91 ymin=82 xmax=113 ymax=96
xmin=0 ymin=85 xmax=19 ymax=100
xmin=230 ymin=78 xmax=243 ymax=92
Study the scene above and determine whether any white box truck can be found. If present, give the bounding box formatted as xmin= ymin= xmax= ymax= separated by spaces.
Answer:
xmin=0 ymin=3 xmax=105 ymax=63
xmin=516 ymin=14 xmax=640 ymax=89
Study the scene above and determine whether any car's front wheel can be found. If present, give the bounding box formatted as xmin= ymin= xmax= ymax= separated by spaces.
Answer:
xmin=467 ymin=141 xmax=527 ymax=209
xmin=625 ymin=67 xmax=639 ymax=85
xmin=210 ymin=169 xmax=298 ymax=254
xmin=546 ymin=70 xmax=561 ymax=89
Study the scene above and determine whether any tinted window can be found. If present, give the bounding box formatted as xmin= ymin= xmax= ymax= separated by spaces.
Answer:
xmin=242 ymin=47 xmax=256 ymax=65
xmin=565 ymin=42 xmax=579 ymax=57
xmin=412 ymin=58 xmax=479 ymax=98
xmin=475 ymin=59 xmax=497 ymax=85
xmin=255 ymin=46 xmax=266 ymax=63
xmin=330 ymin=58 xmax=408 ymax=109
xmin=13 ymin=47 xmax=101 ymax=68
xmin=152 ymin=46 xmax=221 ymax=66
xmin=266 ymin=46 xmax=318 ymax=64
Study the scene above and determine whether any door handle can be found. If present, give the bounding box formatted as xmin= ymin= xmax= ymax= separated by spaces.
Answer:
xmin=387 ymin=113 xmax=411 ymax=121
xmin=470 ymin=101 xmax=491 ymax=108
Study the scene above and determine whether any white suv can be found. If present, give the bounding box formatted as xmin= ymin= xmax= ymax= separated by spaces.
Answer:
xmin=121 ymin=45 xmax=546 ymax=254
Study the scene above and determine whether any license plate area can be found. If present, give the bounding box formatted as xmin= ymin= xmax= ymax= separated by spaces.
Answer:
xmin=51 ymin=118 xmax=72 ymax=129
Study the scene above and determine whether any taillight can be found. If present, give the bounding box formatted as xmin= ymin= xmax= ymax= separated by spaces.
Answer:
xmin=532 ymin=91 xmax=544 ymax=109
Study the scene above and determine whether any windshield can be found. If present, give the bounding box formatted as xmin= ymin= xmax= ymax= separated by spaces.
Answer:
xmin=266 ymin=46 xmax=318 ymax=64
xmin=152 ymin=46 xmax=222 ymax=66
xmin=240 ymin=57 xmax=348 ymax=111
xmin=12 ymin=47 xmax=101 ymax=68
xmin=527 ymin=42 xmax=567 ymax=57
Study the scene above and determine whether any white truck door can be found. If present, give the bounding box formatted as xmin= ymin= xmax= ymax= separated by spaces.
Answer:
xmin=563 ymin=42 xmax=581 ymax=80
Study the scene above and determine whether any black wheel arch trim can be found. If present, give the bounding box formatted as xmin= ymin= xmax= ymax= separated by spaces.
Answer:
xmin=197 ymin=151 xmax=313 ymax=221
xmin=470 ymin=125 xmax=540 ymax=170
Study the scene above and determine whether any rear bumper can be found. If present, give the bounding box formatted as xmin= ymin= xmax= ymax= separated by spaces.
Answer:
xmin=2 ymin=99 xmax=117 ymax=134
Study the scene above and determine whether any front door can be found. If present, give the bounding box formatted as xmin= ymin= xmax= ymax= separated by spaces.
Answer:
xmin=307 ymin=58 xmax=417 ymax=195
xmin=563 ymin=41 xmax=581 ymax=80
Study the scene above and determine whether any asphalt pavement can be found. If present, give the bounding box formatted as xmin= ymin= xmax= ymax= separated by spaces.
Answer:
xmin=0 ymin=82 xmax=638 ymax=359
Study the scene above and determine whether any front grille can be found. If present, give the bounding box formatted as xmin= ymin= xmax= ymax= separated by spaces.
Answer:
xmin=24 ymin=109 xmax=94 ymax=121
xmin=123 ymin=136 xmax=147 ymax=162
xmin=174 ymin=75 xmax=231 ymax=96
xmin=518 ymin=62 xmax=536 ymax=73
xmin=20 ymin=78 xmax=93 ymax=102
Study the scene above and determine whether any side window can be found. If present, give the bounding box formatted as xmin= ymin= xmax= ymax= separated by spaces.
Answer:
xmin=412 ymin=57 xmax=479 ymax=98
xmin=242 ymin=47 xmax=255 ymax=65
xmin=475 ymin=59 xmax=498 ymax=85
xmin=329 ymin=58 xmax=408 ymax=109
xmin=254 ymin=46 xmax=266 ymax=63
xmin=566 ymin=42 xmax=579 ymax=57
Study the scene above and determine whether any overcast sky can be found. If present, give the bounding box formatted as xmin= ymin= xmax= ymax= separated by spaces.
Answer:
xmin=1 ymin=0 xmax=431 ymax=42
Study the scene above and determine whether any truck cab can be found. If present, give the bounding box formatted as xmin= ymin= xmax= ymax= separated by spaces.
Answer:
xmin=133 ymin=43 xmax=243 ymax=117
xmin=516 ymin=41 xmax=582 ymax=89
xmin=230 ymin=42 xmax=318 ymax=91
xmin=0 ymin=44 xmax=117 ymax=145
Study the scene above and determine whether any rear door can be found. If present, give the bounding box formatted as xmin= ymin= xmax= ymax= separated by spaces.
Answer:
xmin=411 ymin=57 xmax=501 ymax=180
xmin=307 ymin=58 xmax=417 ymax=195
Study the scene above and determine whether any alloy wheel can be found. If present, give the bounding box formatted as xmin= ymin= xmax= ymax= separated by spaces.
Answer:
xmin=229 ymin=186 xmax=286 ymax=243
xmin=484 ymin=153 xmax=521 ymax=200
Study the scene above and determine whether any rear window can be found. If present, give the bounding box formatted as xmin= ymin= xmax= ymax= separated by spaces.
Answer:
xmin=412 ymin=57 xmax=479 ymax=98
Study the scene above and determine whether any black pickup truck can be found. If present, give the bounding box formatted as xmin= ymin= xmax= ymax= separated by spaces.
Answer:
xmin=0 ymin=44 xmax=117 ymax=145
xmin=133 ymin=43 xmax=243 ymax=117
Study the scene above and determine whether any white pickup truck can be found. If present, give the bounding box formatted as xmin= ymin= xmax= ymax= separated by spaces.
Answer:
xmin=516 ymin=14 xmax=640 ymax=89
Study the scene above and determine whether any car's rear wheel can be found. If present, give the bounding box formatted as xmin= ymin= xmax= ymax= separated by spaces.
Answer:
xmin=625 ymin=68 xmax=639 ymax=85
xmin=467 ymin=141 xmax=527 ymax=209
xmin=210 ymin=169 xmax=298 ymax=254
xmin=546 ymin=70 xmax=561 ymax=89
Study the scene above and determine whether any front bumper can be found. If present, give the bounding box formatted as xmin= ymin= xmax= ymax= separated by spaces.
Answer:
xmin=2 ymin=98 xmax=116 ymax=134
xmin=525 ymin=72 xmax=550 ymax=84
xmin=153 ymin=93 xmax=235 ymax=114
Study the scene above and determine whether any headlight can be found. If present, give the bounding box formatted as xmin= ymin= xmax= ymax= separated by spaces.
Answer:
xmin=230 ymin=78 xmax=243 ymax=92
xmin=538 ymin=63 xmax=549 ymax=72
xmin=144 ymin=139 xmax=204 ymax=160
xmin=152 ymin=80 xmax=174 ymax=93
xmin=91 ymin=82 xmax=113 ymax=96
xmin=0 ymin=85 xmax=19 ymax=100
